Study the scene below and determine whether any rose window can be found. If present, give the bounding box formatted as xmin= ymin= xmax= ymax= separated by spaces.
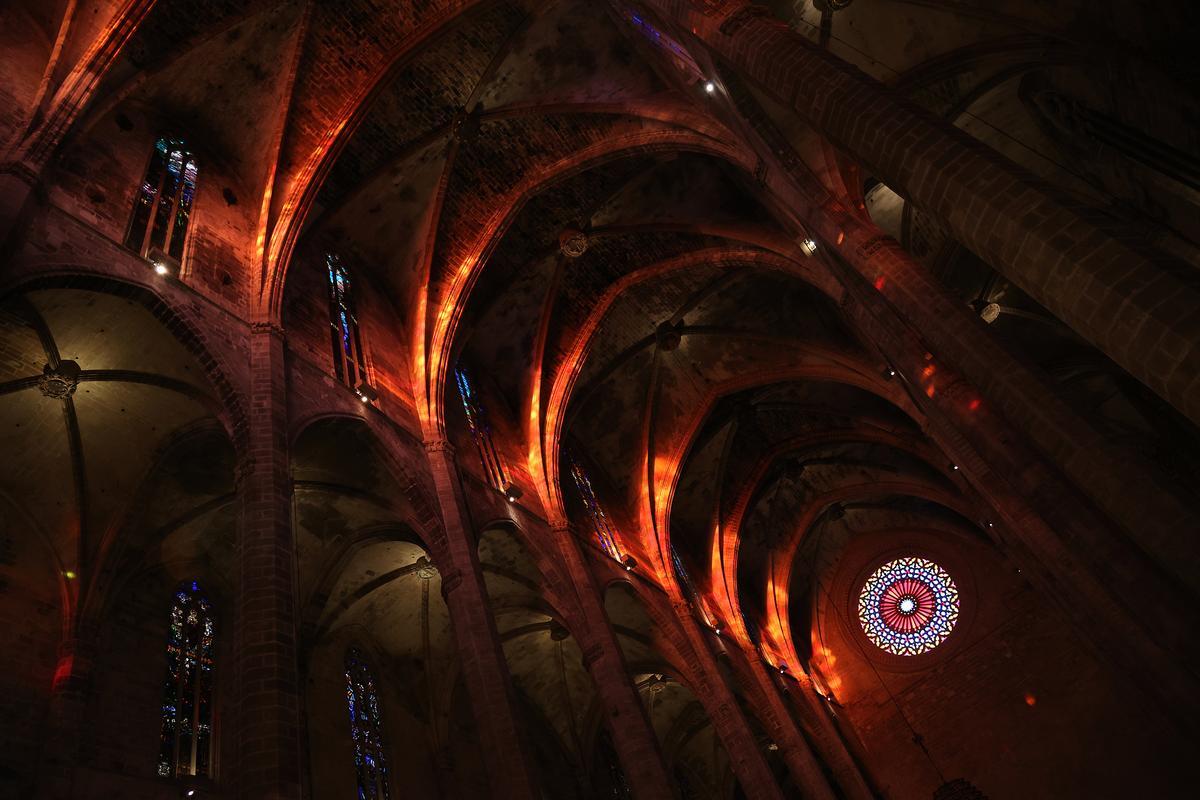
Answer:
xmin=858 ymin=557 xmax=959 ymax=656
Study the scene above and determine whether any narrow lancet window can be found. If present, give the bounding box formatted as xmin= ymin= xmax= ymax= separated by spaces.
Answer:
xmin=327 ymin=253 xmax=369 ymax=389
xmin=345 ymin=648 xmax=391 ymax=800
xmin=127 ymin=136 xmax=198 ymax=262
xmin=454 ymin=365 xmax=507 ymax=489
xmin=568 ymin=456 xmax=621 ymax=558
xmin=157 ymin=581 xmax=215 ymax=779
xmin=671 ymin=545 xmax=699 ymax=603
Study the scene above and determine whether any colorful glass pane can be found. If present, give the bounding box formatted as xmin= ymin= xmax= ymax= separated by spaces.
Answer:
xmin=454 ymin=365 xmax=507 ymax=488
xmin=670 ymin=545 xmax=698 ymax=602
xmin=857 ymin=557 xmax=959 ymax=656
xmin=326 ymin=253 xmax=368 ymax=388
xmin=345 ymin=648 xmax=390 ymax=800
xmin=127 ymin=136 xmax=197 ymax=260
xmin=624 ymin=10 xmax=703 ymax=81
xmin=568 ymin=456 xmax=621 ymax=558
xmin=157 ymin=581 xmax=215 ymax=778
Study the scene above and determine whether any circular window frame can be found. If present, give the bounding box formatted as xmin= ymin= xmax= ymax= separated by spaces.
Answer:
xmin=829 ymin=532 xmax=977 ymax=672
xmin=857 ymin=556 xmax=959 ymax=657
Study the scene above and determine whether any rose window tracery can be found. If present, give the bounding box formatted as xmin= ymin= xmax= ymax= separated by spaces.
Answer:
xmin=858 ymin=557 xmax=959 ymax=656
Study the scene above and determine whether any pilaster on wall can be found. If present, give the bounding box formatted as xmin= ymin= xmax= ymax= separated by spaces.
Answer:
xmin=235 ymin=324 xmax=302 ymax=800
xmin=35 ymin=635 xmax=98 ymax=800
xmin=422 ymin=439 xmax=541 ymax=800
xmin=552 ymin=524 xmax=677 ymax=800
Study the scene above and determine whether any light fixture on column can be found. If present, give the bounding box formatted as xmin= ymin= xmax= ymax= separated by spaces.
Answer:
xmin=621 ymin=554 xmax=638 ymax=572
xmin=711 ymin=617 xmax=725 ymax=636
xmin=704 ymin=80 xmax=716 ymax=94
xmin=882 ymin=366 xmax=896 ymax=379
xmin=355 ymin=383 xmax=378 ymax=404
xmin=778 ymin=662 xmax=789 ymax=675
xmin=504 ymin=483 xmax=523 ymax=503
xmin=799 ymin=238 xmax=818 ymax=256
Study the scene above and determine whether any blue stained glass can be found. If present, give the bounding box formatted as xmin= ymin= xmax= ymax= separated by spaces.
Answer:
xmin=326 ymin=253 xmax=368 ymax=387
xmin=568 ymin=456 xmax=621 ymax=558
xmin=453 ymin=365 xmax=507 ymax=489
xmin=345 ymin=648 xmax=390 ymax=800
xmin=670 ymin=545 xmax=699 ymax=602
xmin=157 ymin=582 xmax=214 ymax=778
xmin=127 ymin=135 xmax=197 ymax=259
xmin=858 ymin=557 xmax=959 ymax=656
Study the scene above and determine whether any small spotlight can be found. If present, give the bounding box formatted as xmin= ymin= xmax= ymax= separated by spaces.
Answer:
xmin=153 ymin=261 xmax=169 ymax=276
xmin=621 ymin=554 xmax=638 ymax=572
xmin=64 ymin=570 xmax=77 ymax=580
xmin=950 ymin=463 xmax=959 ymax=471
xmin=882 ymin=366 xmax=896 ymax=379
xmin=185 ymin=790 xmax=196 ymax=798
xmin=704 ymin=81 xmax=716 ymax=94
xmin=778 ymin=662 xmax=789 ymax=675
xmin=799 ymin=238 xmax=818 ymax=256
xmin=767 ymin=742 xmax=779 ymax=752
xmin=355 ymin=383 xmax=378 ymax=405
xmin=504 ymin=484 xmax=523 ymax=504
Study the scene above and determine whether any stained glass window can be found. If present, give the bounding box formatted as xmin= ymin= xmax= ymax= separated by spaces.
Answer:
xmin=858 ymin=557 xmax=959 ymax=656
xmin=671 ymin=545 xmax=698 ymax=603
xmin=454 ymin=365 xmax=507 ymax=489
xmin=568 ymin=455 xmax=621 ymax=558
xmin=624 ymin=10 xmax=703 ymax=82
xmin=157 ymin=581 xmax=215 ymax=779
xmin=327 ymin=253 xmax=369 ymax=389
xmin=127 ymin=136 xmax=198 ymax=262
xmin=345 ymin=648 xmax=390 ymax=800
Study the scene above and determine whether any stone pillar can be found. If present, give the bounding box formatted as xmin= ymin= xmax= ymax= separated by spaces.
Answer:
xmin=731 ymin=653 xmax=843 ymax=800
xmin=234 ymin=324 xmax=302 ymax=800
xmin=35 ymin=635 xmax=98 ymax=799
xmin=552 ymin=525 xmax=676 ymax=800
xmin=650 ymin=0 xmax=1200 ymax=426
xmin=669 ymin=605 xmax=790 ymax=800
xmin=423 ymin=439 xmax=540 ymax=800
xmin=749 ymin=656 xmax=874 ymax=800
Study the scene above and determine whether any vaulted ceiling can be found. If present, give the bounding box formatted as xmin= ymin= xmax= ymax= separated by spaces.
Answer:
xmin=5 ymin=0 xmax=1198 ymax=682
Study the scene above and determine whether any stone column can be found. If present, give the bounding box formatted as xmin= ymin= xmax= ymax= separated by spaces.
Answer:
xmin=552 ymin=525 xmax=676 ymax=800
xmin=669 ymin=605 xmax=791 ymax=800
xmin=423 ymin=439 xmax=540 ymax=800
xmin=649 ymin=0 xmax=1200 ymax=426
xmin=234 ymin=323 xmax=302 ymax=800
xmin=746 ymin=653 xmax=874 ymax=800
